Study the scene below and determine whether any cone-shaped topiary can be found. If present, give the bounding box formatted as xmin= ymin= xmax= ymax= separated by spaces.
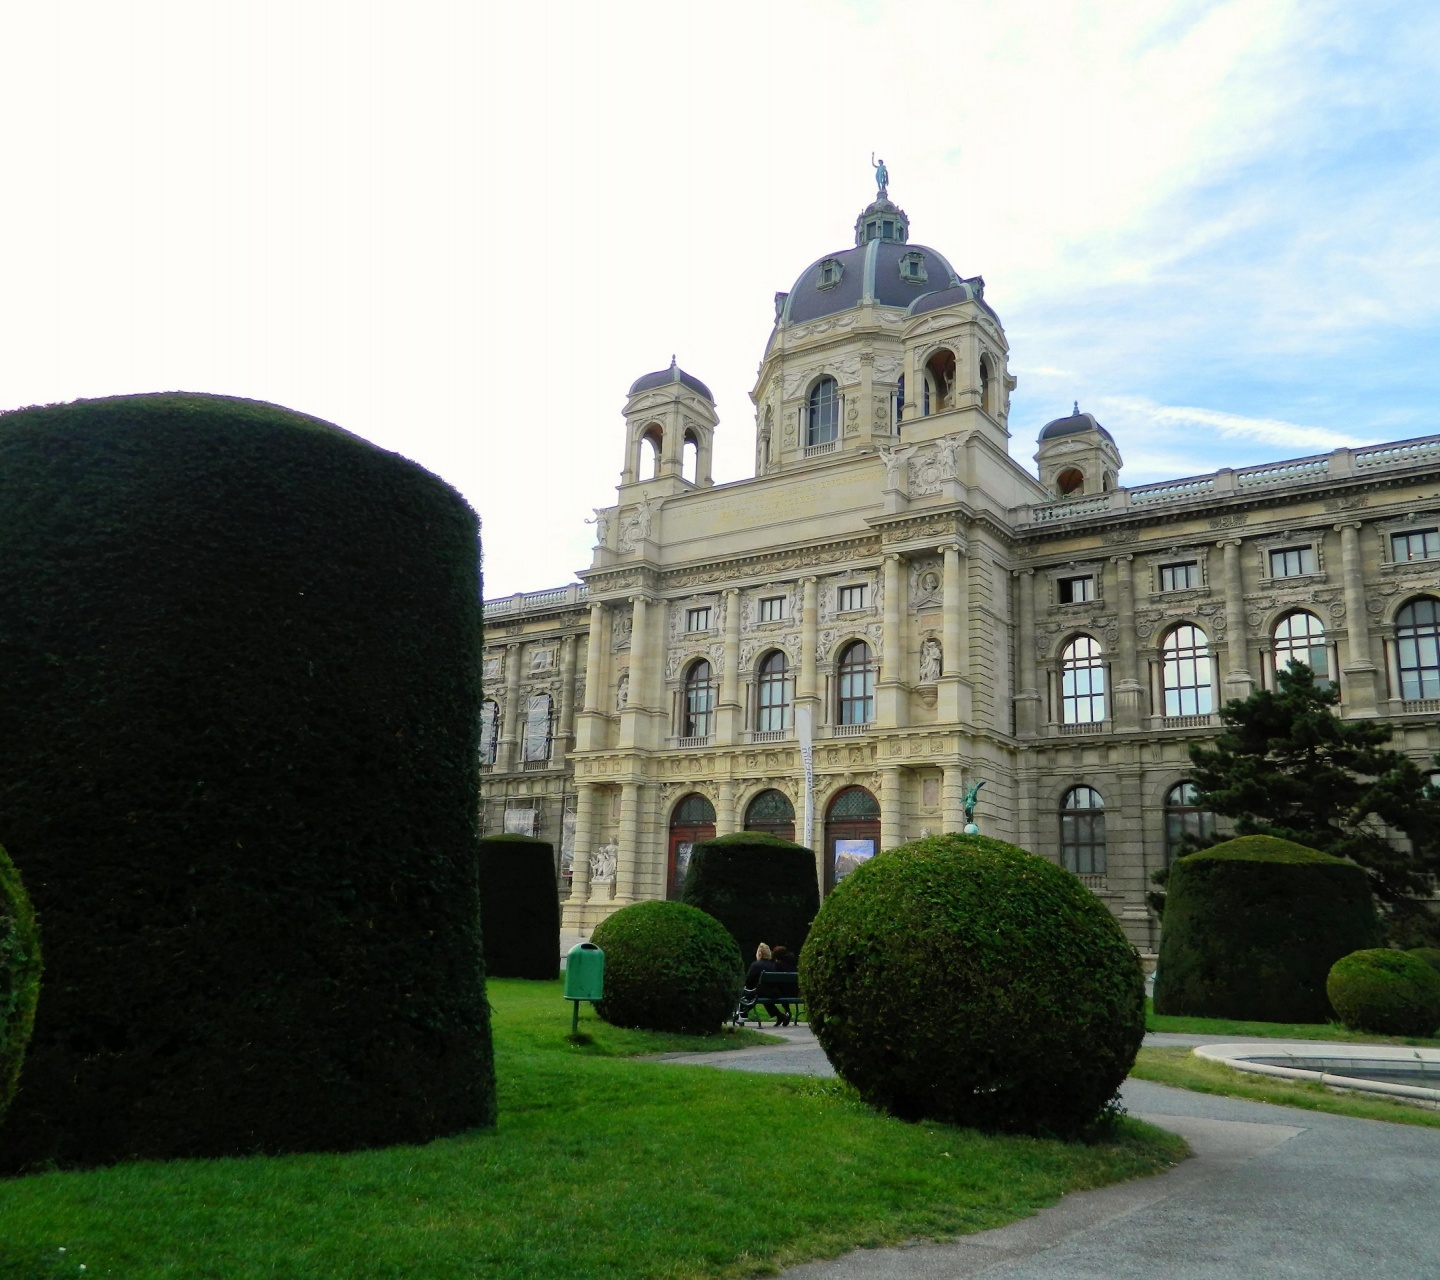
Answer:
xmin=0 ymin=844 xmax=42 ymax=1131
xmin=477 ymin=835 xmax=560 ymax=980
xmin=0 ymin=393 xmax=494 ymax=1170
xmin=1154 ymin=835 xmax=1381 ymax=1023
xmin=679 ymin=832 xmax=819 ymax=967
xmin=1410 ymin=948 xmax=1440 ymax=977
xmin=800 ymin=834 xmax=1145 ymax=1137
xmin=1328 ymin=949 xmax=1440 ymax=1037
xmin=591 ymin=900 xmax=743 ymax=1034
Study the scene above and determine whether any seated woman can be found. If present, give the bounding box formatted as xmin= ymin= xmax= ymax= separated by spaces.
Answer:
xmin=739 ymin=943 xmax=784 ymax=1025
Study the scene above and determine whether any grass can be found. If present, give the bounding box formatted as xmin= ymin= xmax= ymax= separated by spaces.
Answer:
xmin=0 ymin=979 xmax=1186 ymax=1280
xmin=1144 ymin=1001 xmax=1440 ymax=1048
xmin=1132 ymin=1047 xmax=1440 ymax=1130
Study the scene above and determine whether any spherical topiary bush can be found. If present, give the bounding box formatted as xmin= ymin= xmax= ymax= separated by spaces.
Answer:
xmin=591 ymin=900 xmax=743 ymax=1035
xmin=1327 ymin=949 xmax=1440 ymax=1037
xmin=0 ymin=844 xmax=42 ymax=1131
xmin=680 ymin=832 xmax=819 ymax=966
xmin=799 ymin=834 xmax=1144 ymax=1137
xmin=1410 ymin=948 xmax=1440 ymax=977
xmin=0 ymin=393 xmax=494 ymax=1170
xmin=477 ymin=835 xmax=560 ymax=980
xmin=1154 ymin=835 xmax=1381 ymax=1024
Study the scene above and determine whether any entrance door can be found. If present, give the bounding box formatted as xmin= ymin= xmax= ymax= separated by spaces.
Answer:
xmin=668 ymin=792 xmax=716 ymax=898
xmin=743 ymin=788 xmax=796 ymax=842
xmin=824 ymin=786 xmax=881 ymax=893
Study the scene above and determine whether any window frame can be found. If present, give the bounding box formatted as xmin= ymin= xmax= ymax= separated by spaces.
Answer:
xmin=1057 ymin=574 xmax=1095 ymax=604
xmin=684 ymin=606 xmax=712 ymax=633
xmin=1272 ymin=609 xmax=1329 ymax=681
xmin=807 ymin=376 xmax=840 ymax=447
xmin=755 ymin=650 xmax=793 ymax=732
xmin=1158 ymin=561 xmax=1199 ymax=592
xmin=1059 ymin=635 xmax=1106 ymax=725
xmin=757 ymin=595 xmax=788 ymax=623
xmin=682 ymin=659 xmax=717 ymax=738
xmin=1059 ymin=786 xmax=1106 ymax=876
xmin=1391 ymin=528 xmax=1440 ymax=563
xmin=836 ymin=583 xmax=867 ymax=613
xmin=1268 ymin=544 xmax=1317 ymax=578
xmin=1395 ymin=597 xmax=1440 ymax=701
xmin=1161 ymin=623 xmax=1215 ymax=716
xmin=837 ymin=641 xmax=876 ymax=725
xmin=1164 ymin=781 xmax=1216 ymax=864
xmin=521 ymin=693 xmax=554 ymax=763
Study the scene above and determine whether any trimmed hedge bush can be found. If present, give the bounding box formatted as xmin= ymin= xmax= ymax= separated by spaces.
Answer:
xmin=477 ymin=835 xmax=560 ymax=980
xmin=1154 ymin=835 xmax=1380 ymax=1024
xmin=679 ymin=832 xmax=819 ymax=965
xmin=799 ymin=834 xmax=1145 ymax=1137
xmin=1410 ymin=947 xmax=1440 ymax=977
xmin=0 ymin=393 xmax=494 ymax=1170
xmin=0 ymin=844 xmax=42 ymax=1131
xmin=591 ymin=900 xmax=743 ymax=1034
xmin=1327 ymin=949 xmax=1440 ymax=1037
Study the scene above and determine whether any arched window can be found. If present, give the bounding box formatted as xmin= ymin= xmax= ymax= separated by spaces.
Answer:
xmin=479 ymin=699 xmax=499 ymax=766
xmin=683 ymin=659 xmax=716 ymax=738
xmin=1273 ymin=610 xmax=1327 ymax=680
xmin=682 ymin=431 xmax=699 ymax=483
xmin=1395 ymin=597 xmax=1440 ymax=700
xmin=756 ymin=650 xmax=793 ymax=732
xmin=922 ymin=373 xmax=931 ymax=417
xmin=668 ymin=792 xmax=716 ymax=899
xmin=807 ymin=377 xmax=839 ymax=447
xmin=1164 ymin=781 xmax=1215 ymax=863
xmin=1060 ymin=635 xmax=1106 ymax=724
xmin=521 ymin=693 xmax=552 ymax=762
xmin=639 ymin=426 xmax=661 ymax=480
xmin=979 ymin=355 xmax=992 ymax=414
xmin=744 ymin=788 xmax=795 ymax=840
xmin=1055 ymin=467 xmax=1084 ymax=496
xmin=837 ymin=641 xmax=875 ymax=725
xmin=1060 ymin=786 xmax=1106 ymax=875
xmin=895 ymin=374 xmax=905 ymax=427
xmin=1161 ymin=624 xmax=1213 ymax=716
xmin=926 ymin=348 xmax=956 ymax=412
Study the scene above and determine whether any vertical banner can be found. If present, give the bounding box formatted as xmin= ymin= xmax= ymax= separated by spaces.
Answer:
xmin=797 ymin=703 xmax=815 ymax=851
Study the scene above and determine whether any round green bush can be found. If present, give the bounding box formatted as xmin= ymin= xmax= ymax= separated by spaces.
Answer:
xmin=799 ymin=834 xmax=1144 ymax=1137
xmin=680 ymin=832 xmax=819 ymax=966
xmin=0 ymin=393 xmax=494 ymax=1170
xmin=591 ymin=900 xmax=743 ymax=1034
xmin=1154 ymin=835 xmax=1380 ymax=1024
xmin=1409 ymin=947 xmax=1440 ymax=977
xmin=478 ymin=835 xmax=560 ymax=980
xmin=1328 ymin=949 xmax=1440 ymax=1037
xmin=0 ymin=844 xmax=42 ymax=1130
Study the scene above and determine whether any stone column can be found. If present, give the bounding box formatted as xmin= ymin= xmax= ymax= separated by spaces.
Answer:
xmin=1111 ymin=554 xmax=1143 ymax=731
xmin=556 ymin=633 xmax=578 ymax=763
xmin=878 ymin=553 xmax=907 ymax=727
xmin=717 ymin=587 xmax=742 ymax=743
xmin=618 ymin=595 xmax=650 ymax=749
xmin=797 ymin=576 xmax=819 ymax=714
xmin=500 ymin=642 xmax=523 ymax=768
xmin=1014 ymin=570 xmax=1041 ymax=736
xmin=880 ymin=766 xmax=904 ymax=851
xmin=938 ymin=542 xmax=972 ymax=723
xmin=575 ymin=600 xmax=608 ymax=752
xmin=717 ymin=778 xmax=738 ymax=837
xmin=1220 ymin=540 xmax=1254 ymax=699
xmin=563 ymin=783 xmax=596 ymax=923
xmin=1336 ymin=522 xmax=1379 ymax=715
xmin=614 ymin=780 xmax=641 ymax=904
xmin=941 ymin=762 xmax=965 ymax=833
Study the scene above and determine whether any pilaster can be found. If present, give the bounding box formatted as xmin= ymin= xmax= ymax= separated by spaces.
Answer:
xmin=880 ymin=765 xmax=905 ymax=851
xmin=575 ymin=600 xmax=609 ymax=752
xmin=1111 ymin=554 xmax=1143 ymax=731
xmin=1337 ymin=522 xmax=1379 ymax=714
xmin=500 ymin=642 xmax=523 ymax=768
xmin=1220 ymin=540 xmax=1254 ymax=699
xmin=614 ymin=780 xmax=641 ymax=904
xmin=877 ymin=553 xmax=908 ymax=726
xmin=937 ymin=542 xmax=973 ymax=723
xmin=716 ymin=588 xmax=742 ymax=743
xmin=1014 ymin=569 xmax=1041 ymax=736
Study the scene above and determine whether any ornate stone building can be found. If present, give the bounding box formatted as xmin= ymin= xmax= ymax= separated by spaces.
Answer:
xmin=480 ymin=180 xmax=1440 ymax=960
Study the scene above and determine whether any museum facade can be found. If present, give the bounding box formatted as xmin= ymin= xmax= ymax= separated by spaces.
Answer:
xmin=479 ymin=182 xmax=1440 ymax=959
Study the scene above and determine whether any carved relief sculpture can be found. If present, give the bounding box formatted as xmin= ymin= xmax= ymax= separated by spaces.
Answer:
xmin=919 ymin=636 xmax=942 ymax=684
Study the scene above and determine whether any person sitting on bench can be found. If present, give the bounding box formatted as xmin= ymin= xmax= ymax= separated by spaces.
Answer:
xmin=741 ymin=943 xmax=785 ymax=1025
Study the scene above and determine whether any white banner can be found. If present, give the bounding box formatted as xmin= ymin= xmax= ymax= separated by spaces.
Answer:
xmin=797 ymin=704 xmax=815 ymax=851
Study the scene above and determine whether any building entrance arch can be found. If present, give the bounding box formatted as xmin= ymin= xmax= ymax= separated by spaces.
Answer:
xmin=824 ymin=785 xmax=880 ymax=892
xmin=668 ymin=792 xmax=715 ymax=898
xmin=744 ymin=788 xmax=796 ymax=841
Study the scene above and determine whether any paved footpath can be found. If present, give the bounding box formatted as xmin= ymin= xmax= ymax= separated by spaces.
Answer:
xmin=648 ymin=1027 xmax=1440 ymax=1279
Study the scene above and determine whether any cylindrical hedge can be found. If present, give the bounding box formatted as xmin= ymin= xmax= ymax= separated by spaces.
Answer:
xmin=477 ymin=835 xmax=560 ymax=980
xmin=591 ymin=900 xmax=742 ymax=1034
xmin=679 ymin=832 xmax=819 ymax=966
xmin=1154 ymin=835 xmax=1381 ymax=1024
xmin=1328 ymin=949 xmax=1440 ymax=1037
xmin=0 ymin=393 xmax=494 ymax=1170
xmin=1410 ymin=948 xmax=1440 ymax=977
xmin=800 ymin=834 xmax=1145 ymax=1137
xmin=0 ymin=844 xmax=42 ymax=1132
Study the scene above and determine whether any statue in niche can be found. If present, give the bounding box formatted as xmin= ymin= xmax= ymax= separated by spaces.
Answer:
xmin=919 ymin=637 xmax=942 ymax=684
xmin=611 ymin=612 xmax=632 ymax=651
xmin=590 ymin=841 xmax=618 ymax=883
xmin=615 ymin=671 xmax=629 ymax=710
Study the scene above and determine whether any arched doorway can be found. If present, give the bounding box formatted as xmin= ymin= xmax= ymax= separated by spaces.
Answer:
xmin=824 ymin=786 xmax=880 ymax=892
xmin=668 ymin=792 xmax=715 ymax=899
xmin=744 ymin=788 xmax=795 ymax=841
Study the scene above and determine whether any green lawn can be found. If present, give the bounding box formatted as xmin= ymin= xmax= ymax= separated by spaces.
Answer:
xmin=0 ymin=980 xmax=1185 ymax=1280
xmin=1132 ymin=1047 xmax=1440 ymax=1130
xmin=1145 ymin=1001 xmax=1440 ymax=1048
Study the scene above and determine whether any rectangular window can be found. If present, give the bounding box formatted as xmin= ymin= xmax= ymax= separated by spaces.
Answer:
xmin=685 ymin=607 xmax=711 ymax=632
xmin=1269 ymin=546 xmax=1316 ymax=578
xmin=1391 ymin=529 xmax=1440 ymax=562
xmin=758 ymin=595 xmax=787 ymax=623
xmin=1057 ymin=575 xmax=1094 ymax=604
xmin=837 ymin=584 xmax=867 ymax=612
xmin=1159 ymin=562 xmax=1198 ymax=592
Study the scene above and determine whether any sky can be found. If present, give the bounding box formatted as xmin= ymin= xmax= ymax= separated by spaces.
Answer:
xmin=3 ymin=1 xmax=1438 ymax=599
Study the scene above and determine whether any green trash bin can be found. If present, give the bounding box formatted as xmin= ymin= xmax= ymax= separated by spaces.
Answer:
xmin=564 ymin=942 xmax=604 ymax=1032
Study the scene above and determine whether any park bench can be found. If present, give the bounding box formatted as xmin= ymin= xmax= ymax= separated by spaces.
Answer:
xmin=733 ymin=969 xmax=804 ymax=1028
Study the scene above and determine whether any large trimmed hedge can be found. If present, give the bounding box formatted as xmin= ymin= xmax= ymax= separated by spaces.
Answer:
xmin=0 ymin=393 xmax=494 ymax=1170
xmin=1154 ymin=835 xmax=1380 ymax=1023
xmin=477 ymin=835 xmax=560 ymax=980
xmin=0 ymin=844 xmax=41 ymax=1131
xmin=591 ymin=901 xmax=742 ymax=1034
xmin=1328 ymin=949 xmax=1440 ymax=1037
xmin=800 ymin=835 xmax=1145 ymax=1137
xmin=679 ymin=832 xmax=819 ymax=965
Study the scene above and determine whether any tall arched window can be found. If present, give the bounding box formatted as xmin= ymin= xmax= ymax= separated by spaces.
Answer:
xmin=1161 ymin=624 xmax=1213 ymax=716
xmin=683 ymin=659 xmax=716 ymax=738
xmin=682 ymin=431 xmax=699 ymax=483
xmin=1164 ymin=781 xmax=1215 ymax=863
xmin=807 ymin=377 xmax=839 ymax=447
xmin=1273 ymin=610 xmax=1327 ymax=679
xmin=1060 ymin=635 xmax=1106 ymax=724
xmin=895 ymin=374 xmax=905 ymax=427
xmin=756 ymin=650 xmax=793 ymax=732
xmin=1395 ymin=597 xmax=1440 ymax=700
xmin=1060 ymin=786 xmax=1106 ymax=875
xmin=479 ymin=699 xmax=499 ymax=766
xmin=521 ymin=693 xmax=552 ymax=762
xmin=837 ymin=641 xmax=875 ymax=725
xmin=926 ymin=348 xmax=956 ymax=412
xmin=639 ymin=426 xmax=661 ymax=480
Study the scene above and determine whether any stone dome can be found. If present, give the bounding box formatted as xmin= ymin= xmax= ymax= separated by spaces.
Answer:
xmin=628 ymin=357 xmax=713 ymax=402
xmin=1039 ymin=404 xmax=1115 ymax=445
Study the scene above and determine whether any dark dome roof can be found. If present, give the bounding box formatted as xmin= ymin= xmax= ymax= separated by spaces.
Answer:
xmin=1039 ymin=405 xmax=1114 ymax=444
xmin=779 ymin=240 xmax=962 ymax=325
xmin=908 ymin=280 xmax=1000 ymax=324
xmin=628 ymin=358 xmax=713 ymax=402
